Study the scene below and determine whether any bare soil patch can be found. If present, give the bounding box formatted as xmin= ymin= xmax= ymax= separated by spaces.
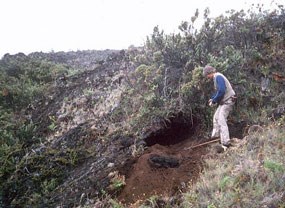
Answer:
xmin=117 ymin=136 xmax=210 ymax=206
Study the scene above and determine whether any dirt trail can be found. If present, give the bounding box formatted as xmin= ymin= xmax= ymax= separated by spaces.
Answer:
xmin=117 ymin=136 xmax=211 ymax=205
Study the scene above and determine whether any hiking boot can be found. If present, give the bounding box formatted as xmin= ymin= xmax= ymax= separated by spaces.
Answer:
xmin=222 ymin=143 xmax=232 ymax=148
xmin=221 ymin=143 xmax=231 ymax=151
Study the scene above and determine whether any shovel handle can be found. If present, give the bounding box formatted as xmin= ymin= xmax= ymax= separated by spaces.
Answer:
xmin=186 ymin=138 xmax=220 ymax=150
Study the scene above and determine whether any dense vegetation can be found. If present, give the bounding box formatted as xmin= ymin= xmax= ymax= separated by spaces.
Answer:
xmin=108 ymin=4 xmax=285 ymax=139
xmin=0 ymin=3 xmax=284 ymax=207
xmin=0 ymin=54 xmax=75 ymax=207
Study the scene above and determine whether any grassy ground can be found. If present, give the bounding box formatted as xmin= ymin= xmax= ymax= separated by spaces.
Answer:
xmin=182 ymin=121 xmax=285 ymax=208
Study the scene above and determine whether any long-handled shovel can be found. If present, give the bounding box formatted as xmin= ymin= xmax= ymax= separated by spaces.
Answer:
xmin=184 ymin=138 xmax=220 ymax=150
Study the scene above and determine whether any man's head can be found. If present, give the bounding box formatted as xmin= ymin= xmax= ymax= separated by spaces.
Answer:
xmin=203 ymin=65 xmax=216 ymax=78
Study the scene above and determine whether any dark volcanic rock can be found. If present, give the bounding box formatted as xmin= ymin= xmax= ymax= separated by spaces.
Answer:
xmin=148 ymin=154 xmax=180 ymax=168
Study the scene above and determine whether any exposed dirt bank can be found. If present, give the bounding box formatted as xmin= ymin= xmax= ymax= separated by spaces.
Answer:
xmin=118 ymin=136 xmax=209 ymax=206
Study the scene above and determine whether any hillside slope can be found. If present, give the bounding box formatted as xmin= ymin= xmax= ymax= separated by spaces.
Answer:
xmin=1 ymin=5 xmax=285 ymax=208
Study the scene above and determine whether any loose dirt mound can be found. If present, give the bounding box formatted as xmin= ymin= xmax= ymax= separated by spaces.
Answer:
xmin=118 ymin=137 xmax=209 ymax=206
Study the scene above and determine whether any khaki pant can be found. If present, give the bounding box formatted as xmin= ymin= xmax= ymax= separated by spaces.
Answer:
xmin=211 ymin=100 xmax=235 ymax=145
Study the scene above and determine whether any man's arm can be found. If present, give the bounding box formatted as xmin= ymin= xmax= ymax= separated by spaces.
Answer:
xmin=211 ymin=75 xmax=226 ymax=104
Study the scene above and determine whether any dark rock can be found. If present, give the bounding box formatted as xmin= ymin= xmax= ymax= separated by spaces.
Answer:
xmin=148 ymin=154 xmax=180 ymax=168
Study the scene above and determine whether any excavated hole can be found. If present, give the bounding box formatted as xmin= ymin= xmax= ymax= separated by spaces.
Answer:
xmin=117 ymin=116 xmax=204 ymax=205
xmin=144 ymin=116 xmax=198 ymax=146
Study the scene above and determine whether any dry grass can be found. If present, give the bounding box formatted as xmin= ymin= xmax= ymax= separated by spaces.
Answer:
xmin=182 ymin=123 xmax=285 ymax=208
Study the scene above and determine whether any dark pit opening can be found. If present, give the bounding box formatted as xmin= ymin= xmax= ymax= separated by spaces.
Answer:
xmin=228 ymin=120 xmax=248 ymax=139
xmin=144 ymin=115 xmax=198 ymax=146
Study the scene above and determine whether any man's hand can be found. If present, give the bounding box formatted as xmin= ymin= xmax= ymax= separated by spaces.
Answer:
xmin=208 ymin=99 xmax=215 ymax=107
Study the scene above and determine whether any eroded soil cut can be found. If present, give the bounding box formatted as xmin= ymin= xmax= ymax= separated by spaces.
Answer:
xmin=117 ymin=136 xmax=209 ymax=206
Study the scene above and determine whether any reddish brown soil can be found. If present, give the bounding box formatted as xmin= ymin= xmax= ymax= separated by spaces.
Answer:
xmin=117 ymin=136 xmax=210 ymax=206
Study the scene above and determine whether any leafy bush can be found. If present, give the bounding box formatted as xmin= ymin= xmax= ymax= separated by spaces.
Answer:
xmin=0 ymin=54 xmax=71 ymax=110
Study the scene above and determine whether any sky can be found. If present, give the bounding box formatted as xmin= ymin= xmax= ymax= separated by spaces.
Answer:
xmin=0 ymin=0 xmax=283 ymax=58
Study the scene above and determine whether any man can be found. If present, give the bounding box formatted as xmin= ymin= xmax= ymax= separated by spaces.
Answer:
xmin=203 ymin=65 xmax=236 ymax=149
